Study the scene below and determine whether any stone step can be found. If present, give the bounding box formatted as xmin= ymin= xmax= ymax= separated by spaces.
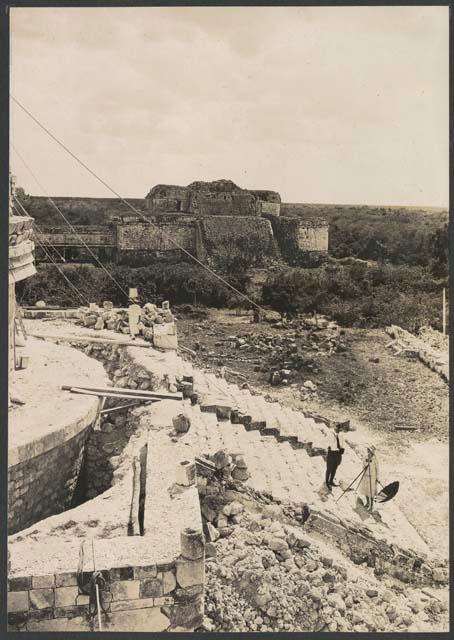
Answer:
xmin=238 ymin=390 xmax=267 ymax=429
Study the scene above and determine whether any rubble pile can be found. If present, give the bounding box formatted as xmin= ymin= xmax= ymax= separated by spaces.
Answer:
xmin=197 ymin=450 xmax=448 ymax=632
xmin=79 ymin=342 xmax=160 ymax=392
xmin=77 ymin=300 xmax=176 ymax=342
xmin=418 ymin=326 xmax=449 ymax=353
xmin=386 ymin=325 xmax=448 ymax=382
xmin=188 ymin=317 xmax=346 ymax=388
xmin=204 ymin=513 xmax=448 ymax=633
xmin=195 ymin=448 xmax=448 ymax=633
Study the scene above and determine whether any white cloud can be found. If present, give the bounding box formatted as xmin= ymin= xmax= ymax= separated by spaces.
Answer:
xmin=10 ymin=6 xmax=448 ymax=206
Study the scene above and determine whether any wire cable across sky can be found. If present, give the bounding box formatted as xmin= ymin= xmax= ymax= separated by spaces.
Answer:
xmin=11 ymin=95 xmax=268 ymax=314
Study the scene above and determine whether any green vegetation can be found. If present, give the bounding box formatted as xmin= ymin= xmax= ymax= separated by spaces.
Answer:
xmin=262 ymin=262 xmax=448 ymax=332
xmin=16 ymin=263 xmax=250 ymax=310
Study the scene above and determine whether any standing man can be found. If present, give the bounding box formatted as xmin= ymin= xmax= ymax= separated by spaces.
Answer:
xmin=358 ymin=445 xmax=379 ymax=511
xmin=325 ymin=423 xmax=345 ymax=490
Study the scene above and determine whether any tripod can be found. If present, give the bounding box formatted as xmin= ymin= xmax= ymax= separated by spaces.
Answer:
xmin=335 ymin=462 xmax=371 ymax=504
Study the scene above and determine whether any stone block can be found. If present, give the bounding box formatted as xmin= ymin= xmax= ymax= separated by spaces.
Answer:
xmin=54 ymin=605 xmax=88 ymax=619
xmin=165 ymin=597 xmax=204 ymax=630
xmin=176 ymin=460 xmax=196 ymax=486
xmin=29 ymin=588 xmax=55 ymax=610
xmin=8 ymin=591 xmax=29 ymax=612
xmin=106 ymin=607 xmax=170 ymax=632
xmin=141 ymin=578 xmax=163 ymax=598
xmin=111 ymin=580 xmax=141 ymax=601
xmin=176 ymin=558 xmax=204 ymax=589
xmin=55 ymin=572 xmax=78 ymax=587
xmin=173 ymin=584 xmax=203 ymax=604
xmin=8 ymin=611 xmax=28 ymax=626
xmin=181 ymin=528 xmax=205 ymax=560
xmin=27 ymin=616 xmax=89 ymax=631
xmin=9 ymin=576 xmax=32 ymax=591
xmin=55 ymin=586 xmax=79 ymax=607
xmin=110 ymin=598 xmax=156 ymax=612
xmin=173 ymin=413 xmax=191 ymax=433
xmin=156 ymin=561 xmax=175 ymax=572
xmin=153 ymin=595 xmax=175 ymax=606
xmin=110 ymin=566 xmax=135 ymax=581
xmin=161 ymin=570 xmax=177 ymax=595
xmin=76 ymin=594 xmax=90 ymax=606
xmin=32 ymin=574 xmax=55 ymax=589
xmin=134 ymin=565 xmax=158 ymax=579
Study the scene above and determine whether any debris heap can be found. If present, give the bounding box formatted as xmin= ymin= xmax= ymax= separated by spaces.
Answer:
xmin=77 ymin=300 xmax=178 ymax=349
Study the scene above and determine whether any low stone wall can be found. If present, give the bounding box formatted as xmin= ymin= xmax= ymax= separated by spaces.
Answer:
xmin=8 ymin=540 xmax=203 ymax=632
xmin=386 ymin=325 xmax=448 ymax=382
xmin=9 ymin=337 xmax=205 ymax=632
xmin=305 ymin=511 xmax=448 ymax=587
xmin=8 ymin=426 xmax=91 ymax=535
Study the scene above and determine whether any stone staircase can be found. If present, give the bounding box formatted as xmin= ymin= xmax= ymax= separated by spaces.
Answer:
xmin=128 ymin=347 xmax=431 ymax=559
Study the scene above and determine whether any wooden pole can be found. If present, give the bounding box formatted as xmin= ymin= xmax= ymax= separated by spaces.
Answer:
xmin=442 ymin=287 xmax=446 ymax=336
xmin=95 ymin=584 xmax=102 ymax=631
xmin=28 ymin=332 xmax=151 ymax=348
xmin=62 ymin=385 xmax=182 ymax=400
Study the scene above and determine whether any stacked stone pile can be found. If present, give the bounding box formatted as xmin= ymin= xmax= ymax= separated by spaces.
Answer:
xmin=418 ymin=326 xmax=449 ymax=352
xmin=77 ymin=300 xmax=176 ymax=341
xmin=81 ymin=342 xmax=160 ymax=392
xmin=386 ymin=325 xmax=448 ymax=381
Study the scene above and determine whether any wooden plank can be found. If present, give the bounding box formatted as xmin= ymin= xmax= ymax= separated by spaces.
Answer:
xmin=66 ymin=388 xmax=164 ymax=401
xmin=394 ymin=425 xmax=418 ymax=431
xmin=62 ymin=385 xmax=182 ymax=401
xmin=100 ymin=401 xmax=147 ymax=415
xmin=29 ymin=332 xmax=151 ymax=348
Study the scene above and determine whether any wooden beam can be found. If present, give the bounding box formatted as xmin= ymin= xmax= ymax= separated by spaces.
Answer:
xmin=29 ymin=332 xmax=151 ymax=348
xmin=62 ymin=385 xmax=182 ymax=401
xmin=100 ymin=401 xmax=147 ymax=415
xmin=65 ymin=388 xmax=164 ymax=402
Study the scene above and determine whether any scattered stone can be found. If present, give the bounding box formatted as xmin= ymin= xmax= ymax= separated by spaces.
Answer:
xmin=172 ymin=413 xmax=191 ymax=433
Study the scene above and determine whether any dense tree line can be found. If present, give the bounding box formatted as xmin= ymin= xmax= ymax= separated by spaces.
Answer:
xmin=262 ymin=262 xmax=448 ymax=332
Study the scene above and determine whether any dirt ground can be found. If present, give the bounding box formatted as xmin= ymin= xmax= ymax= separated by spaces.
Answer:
xmin=176 ymin=308 xmax=449 ymax=558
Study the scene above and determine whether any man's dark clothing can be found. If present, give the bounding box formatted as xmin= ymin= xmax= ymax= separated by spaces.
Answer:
xmin=325 ymin=433 xmax=344 ymax=487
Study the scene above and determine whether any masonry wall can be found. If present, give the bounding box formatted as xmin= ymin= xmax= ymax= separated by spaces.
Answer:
xmin=38 ymin=225 xmax=116 ymax=246
xmin=8 ymin=552 xmax=204 ymax=632
xmin=200 ymin=216 xmax=277 ymax=263
xmin=259 ymin=201 xmax=281 ymax=216
xmin=297 ymin=220 xmax=329 ymax=252
xmin=8 ymin=426 xmax=91 ymax=535
xmin=266 ymin=216 xmax=328 ymax=261
xmin=196 ymin=193 xmax=259 ymax=217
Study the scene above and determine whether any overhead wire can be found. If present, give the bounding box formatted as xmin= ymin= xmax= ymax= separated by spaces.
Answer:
xmin=11 ymin=140 xmax=134 ymax=303
xmin=11 ymin=95 xmax=268 ymax=314
xmin=13 ymin=195 xmax=102 ymax=302
xmin=14 ymin=195 xmax=66 ymax=261
xmin=21 ymin=221 xmax=89 ymax=307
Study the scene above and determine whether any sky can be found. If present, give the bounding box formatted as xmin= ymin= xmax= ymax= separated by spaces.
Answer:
xmin=10 ymin=6 xmax=449 ymax=207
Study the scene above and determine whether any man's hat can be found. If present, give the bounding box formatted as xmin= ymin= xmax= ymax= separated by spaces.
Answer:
xmin=367 ymin=445 xmax=376 ymax=453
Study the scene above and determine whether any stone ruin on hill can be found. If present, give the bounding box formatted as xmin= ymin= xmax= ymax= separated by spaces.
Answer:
xmin=25 ymin=179 xmax=329 ymax=266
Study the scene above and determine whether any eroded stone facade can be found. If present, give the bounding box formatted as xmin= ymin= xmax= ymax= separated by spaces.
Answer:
xmin=31 ymin=179 xmax=328 ymax=265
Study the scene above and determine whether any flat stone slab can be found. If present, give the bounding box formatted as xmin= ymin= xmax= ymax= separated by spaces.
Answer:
xmin=9 ymin=337 xmax=109 ymax=466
